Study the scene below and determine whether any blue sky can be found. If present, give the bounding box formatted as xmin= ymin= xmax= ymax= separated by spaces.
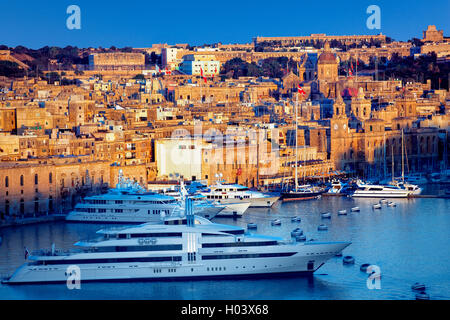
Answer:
xmin=1 ymin=0 xmax=449 ymax=48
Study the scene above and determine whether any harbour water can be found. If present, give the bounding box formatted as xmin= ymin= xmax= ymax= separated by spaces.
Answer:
xmin=0 ymin=195 xmax=449 ymax=300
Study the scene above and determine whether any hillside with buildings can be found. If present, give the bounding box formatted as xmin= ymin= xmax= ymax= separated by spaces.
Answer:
xmin=0 ymin=25 xmax=449 ymax=219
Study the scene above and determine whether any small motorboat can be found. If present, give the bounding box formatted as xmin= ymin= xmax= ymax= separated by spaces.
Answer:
xmin=291 ymin=216 xmax=301 ymax=222
xmin=360 ymin=263 xmax=371 ymax=272
xmin=372 ymin=204 xmax=382 ymax=209
xmin=247 ymin=223 xmax=257 ymax=229
xmin=351 ymin=207 xmax=360 ymax=212
xmin=335 ymin=252 xmax=343 ymax=257
xmin=321 ymin=212 xmax=331 ymax=219
xmin=343 ymin=256 xmax=355 ymax=264
xmin=271 ymin=219 xmax=281 ymax=226
xmin=379 ymin=199 xmax=388 ymax=204
xmin=387 ymin=202 xmax=396 ymax=207
xmin=291 ymin=228 xmax=303 ymax=237
xmin=338 ymin=210 xmax=347 ymax=215
xmin=295 ymin=234 xmax=306 ymax=242
xmin=411 ymin=283 xmax=426 ymax=291
xmin=317 ymin=224 xmax=328 ymax=231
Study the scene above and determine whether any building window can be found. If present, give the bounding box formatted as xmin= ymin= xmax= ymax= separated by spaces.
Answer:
xmin=35 ymin=174 xmax=38 ymax=185
xmin=5 ymin=176 xmax=8 ymax=188
xmin=20 ymin=175 xmax=24 ymax=186
xmin=49 ymin=173 xmax=53 ymax=184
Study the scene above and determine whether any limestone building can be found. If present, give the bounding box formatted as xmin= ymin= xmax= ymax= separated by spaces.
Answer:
xmin=88 ymin=52 xmax=145 ymax=70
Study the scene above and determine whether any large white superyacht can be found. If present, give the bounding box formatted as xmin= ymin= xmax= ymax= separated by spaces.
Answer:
xmin=200 ymin=182 xmax=279 ymax=208
xmin=159 ymin=181 xmax=250 ymax=217
xmin=4 ymin=199 xmax=350 ymax=284
xmin=66 ymin=171 xmax=223 ymax=223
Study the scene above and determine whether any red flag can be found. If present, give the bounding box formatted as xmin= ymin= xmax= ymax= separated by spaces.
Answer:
xmin=200 ymin=67 xmax=207 ymax=83
xmin=298 ymin=85 xmax=306 ymax=96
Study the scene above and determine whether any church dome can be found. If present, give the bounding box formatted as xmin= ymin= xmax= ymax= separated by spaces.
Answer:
xmin=318 ymin=52 xmax=337 ymax=64
xmin=318 ymin=41 xmax=337 ymax=64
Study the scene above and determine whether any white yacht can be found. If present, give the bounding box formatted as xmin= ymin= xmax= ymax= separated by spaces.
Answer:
xmin=66 ymin=190 xmax=180 ymax=223
xmin=160 ymin=181 xmax=250 ymax=217
xmin=4 ymin=200 xmax=350 ymax=284
xmin=66 ymin=172 xmax=223 ymax=223
xmin=200 ymin=183 xmax=279 ymax=208
xmin=327 ymin=179 xmax=347 ymax=194
xmin=351 ymin=180 xmax=414 ymax=198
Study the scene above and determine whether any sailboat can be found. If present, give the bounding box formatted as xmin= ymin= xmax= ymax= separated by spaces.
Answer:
xmin=353 ymin=130 xmax=421 ymax=198
xmin=281 ymin=88 xmax=323 ymax=201
xmin=388 ymin=129 xmax=422 ymax=195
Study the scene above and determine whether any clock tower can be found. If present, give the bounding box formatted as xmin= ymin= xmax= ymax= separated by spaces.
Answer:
xmin=330 ymin=93 xmax=350 ymax=170
xmin=330 ymin=93 xmax=348 ymax=138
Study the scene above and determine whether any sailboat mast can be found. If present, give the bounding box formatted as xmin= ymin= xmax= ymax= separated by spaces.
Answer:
xmin=294 ymin=93 xmax=298 ymax=192
xmin=401 ymin=129 xmax=405 ymax=182
xmin=256 ymin=136 xmax=260 ymax=189
xmin=383 ymin=132 xmax=387 ymax=179
xmin=392 ymin=145 xmax=394 ymax=182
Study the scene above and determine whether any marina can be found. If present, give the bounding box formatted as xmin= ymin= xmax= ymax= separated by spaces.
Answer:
xmin=0 ymin=194 xmax=449 ymax=299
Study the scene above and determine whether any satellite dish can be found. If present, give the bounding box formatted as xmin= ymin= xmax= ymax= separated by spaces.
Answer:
xmin=169 ymin=173 xmax=173 ymax=178
xmin=175 ymin=173 xmax=180 ymax=178
xmin=215 ymin=174 xmax=219 ymax=178
xmin=219 ymin=173 xmax=223 ymax=177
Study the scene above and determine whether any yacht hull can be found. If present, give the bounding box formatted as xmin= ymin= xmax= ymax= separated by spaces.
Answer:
xmin=216 ymin=202 xmax=251 ymax=217
xmin=5 ymin=242 xmax=350 ymax=284
xmin=351 ymin=191 xmax=410 ymax=198
xmin=216 ymin=196 xmax=279 ymax=208
xmin=281 ymin=192 xmax=322 ymax=201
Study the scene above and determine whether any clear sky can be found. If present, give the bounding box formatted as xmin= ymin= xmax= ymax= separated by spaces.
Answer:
xmin=1 ymin=0 xmax=449 ymax=48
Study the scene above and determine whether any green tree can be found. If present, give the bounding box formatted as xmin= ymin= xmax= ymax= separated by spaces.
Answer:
xmin=0 ymin=61 xmax=25 ymax=78
xmin=133 ymin=74 xmax=145 ymax=80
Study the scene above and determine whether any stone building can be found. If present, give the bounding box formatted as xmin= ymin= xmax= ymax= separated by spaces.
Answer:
xmin=0 ymin=159 xmax=147 ymax=218
xmin=253 ymin=33 xmax=387 ymax=47
xmin=88 ymin=52 xmax=145 ymax=71
xmin=329 ymin=93 xmax=440 ymax=175
xmin=0 ymin=107 xmax=16 ymax=132
xmin=422 ymin=25 xmax=444 ymax=43
xmin=317 ymin=42 xmax=338 ymax=82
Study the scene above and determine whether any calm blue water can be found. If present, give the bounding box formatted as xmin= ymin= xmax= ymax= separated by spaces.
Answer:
xmin=0 ymin=196 xmax=449 ymax=300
